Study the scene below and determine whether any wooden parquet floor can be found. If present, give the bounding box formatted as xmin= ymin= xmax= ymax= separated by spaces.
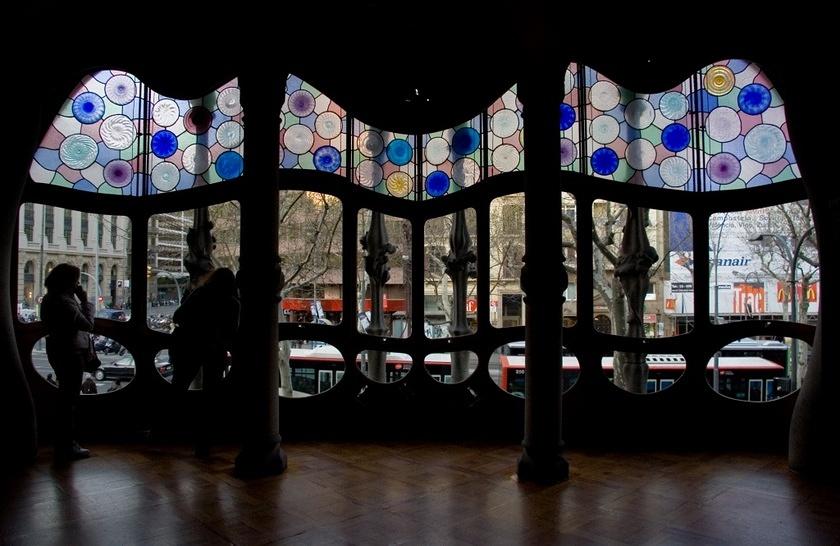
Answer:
xmin=2 ymin=442 xmax=838 ymax=545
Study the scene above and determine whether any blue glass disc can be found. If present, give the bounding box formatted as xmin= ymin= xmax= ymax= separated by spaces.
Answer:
xmin=72 ymin=92 xmax=105 ymax=124
xmin=313 ymin=145 xmax=341 ymax=172
xmin=590 ymin=147 xmax=618 ymax=175
xmin=215 ymin=151 xmax=244 ymax=179
xmin=73 ymin=179 xmax=97 ymax=192
xmin=661 ymin=123 xmax=691 ymax=152
xmin=560 ymin=103 xmax=576 ymax=131
xmin=151 ymin=130 xmax=178 ymax=158
xmin=738 ymin=83 xmax=771 ymax=115
xmin=425 ymin=170 xmax=450 ymax=197
xmin=386 ymin=139 xmax=413 ymax=166
xmin=452 ymin=127 xmax=480 ymax=156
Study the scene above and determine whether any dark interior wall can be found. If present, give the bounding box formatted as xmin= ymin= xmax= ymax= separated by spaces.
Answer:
xmin=3 ymin=16 xmax=837 ymax=471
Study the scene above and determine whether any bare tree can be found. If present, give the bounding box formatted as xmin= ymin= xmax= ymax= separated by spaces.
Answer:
xmin=742 ymin=200 xmax=818 ymax=382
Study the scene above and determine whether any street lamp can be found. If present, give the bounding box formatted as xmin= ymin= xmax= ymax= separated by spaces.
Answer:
xmin=155 ymin=270 xmax=186 ymax=304
xmin=80 ymin=271 xmax=99 ymax=309
xmin=751 ymin=225 xmax=816 ymax=390
xmin=711 ymin=212 xmax=730 ymax=392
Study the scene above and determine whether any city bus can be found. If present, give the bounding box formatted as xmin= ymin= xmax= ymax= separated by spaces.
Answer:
xmin=283 ymin=344 xmax=786 ymax=402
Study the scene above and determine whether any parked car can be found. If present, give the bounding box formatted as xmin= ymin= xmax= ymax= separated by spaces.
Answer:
xmin=96 ymin=308 xmax=129 ymax=321
xmin=93 ymin=353 xmax=172 ymax=381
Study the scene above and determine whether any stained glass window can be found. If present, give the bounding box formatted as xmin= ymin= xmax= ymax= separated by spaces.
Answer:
xmin=699 ymin=59 xmax=800 ymax=190
xmin=353 ymin=121 xmax=416 ymax=199
xmin=30 ymin=71 xmax=244 ymax=196
xmin=487 ymin=85 xmax=523 ymax=177
xmin=148 ymin=78 xmax=244 ymax=193
xmin=33 ymin=62 xmax=799 ymax=198
xmin=30 ymin=71 xmax=143 ymax=195
xmin=421 ymin=115 xmax=483 ymax=198
xmin=562 ymin=59 xmax=799 ymax=190
xmin=279 ymin=75 xmax=347 ymax=176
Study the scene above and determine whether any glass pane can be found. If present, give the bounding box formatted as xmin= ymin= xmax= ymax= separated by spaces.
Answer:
xmin=154 ymin=349 xmax=174 ymax=383
xmin=487 ymin=85 xmax=523 ymax=177
xmin=605 ymin=351 xmax=685 ymax=394
xmin=148 ymin=78 xmax=244 ymax=193
xmin=17 ymin=204 xmax=131 ymax=322
xmin=279 ymin=340 xmax=343 ymax=397
xmin=421 ymin=115 xmax=483 ymax=198
xmin=593 ymin=201 xmax=692 ymax=337
xmin=357 ymin=210 xmax=411 ymax=337
xmin=279 ymin=191 xmax=343 ymax=325
xmin=567 ymin=59 xmax=800 ymax=191
xmin=424 ymin=209 xmax=477 ymax=338
xmin=705 ymin=337 xmax=808 ymax=401
xmin=356 ymin=351 xmax=412 ymax=384
xmin=490 ymin=342 xmax=577 ymax=397
xmin=29 ymin=70 xmax=245 ymax=196
xmin=488 ymin=192 xmax=577 ymax=328
xmin=279 ymin=75 xmax=346 ymax=176
xmin=489 ymin=193 xmax=525 ymax=328
xmin=353 ymin=122 xmax=416 ymax=199
xmin=147 ymin=202 xmax=240 ymax=331
xmin=708 ymin=201 xmax=818 ymax=324
xmin=425 ymin=351 xmax=478 ymax=384
xmin=31 ymin=335 xmax=132 ymax=393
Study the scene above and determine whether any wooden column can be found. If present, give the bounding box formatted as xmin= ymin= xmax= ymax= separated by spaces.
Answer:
xmin=517 ymin=57 xmax=569 ymax=483
xmin=234 ymin=70 xmax=287 ymax=477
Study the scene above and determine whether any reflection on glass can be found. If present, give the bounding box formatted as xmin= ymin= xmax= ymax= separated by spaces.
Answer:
xmin=278 ymin=340 xmax=343 ymax=397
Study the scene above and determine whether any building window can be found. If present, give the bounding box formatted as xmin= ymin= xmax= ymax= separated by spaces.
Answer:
xmin=44 ymin=205 xmax=54 ymax=244
xmin=110 ymin=215 xmax=118 ymax=249
xmin=81 ymin=214 xmax=89 ymax=246
xmin=502 ymin=204 xmax=523 ymax=235
xmin=63 ymin=209 xmax=72 ymax=243
xmin=23 ymin=203 xmax=34 ymax=241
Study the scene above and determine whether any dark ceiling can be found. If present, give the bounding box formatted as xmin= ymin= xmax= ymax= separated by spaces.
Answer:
xmin=13 ymin=7 xmax=814 ymax=136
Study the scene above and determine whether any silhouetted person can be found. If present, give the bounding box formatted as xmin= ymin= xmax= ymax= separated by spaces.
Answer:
xmin=81 ymin=377 xmax=98 ymax=395
xmin=171 ymin=267 xmax=240 ymax=456
xmin=41 ymin=263 xmax=93 ymax=461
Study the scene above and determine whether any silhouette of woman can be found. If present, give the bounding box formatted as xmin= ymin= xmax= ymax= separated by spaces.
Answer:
xmin=41 ymin=263 xmax=94 ymax=461
xmin=171 ymin=267 xmax=240 ymax=456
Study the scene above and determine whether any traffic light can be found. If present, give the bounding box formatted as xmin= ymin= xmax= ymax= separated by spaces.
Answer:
xmin=147 ymin=265 xmax=152 ymax=278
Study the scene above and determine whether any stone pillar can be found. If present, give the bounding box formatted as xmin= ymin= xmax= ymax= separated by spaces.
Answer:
xmin=234 ymin=70 xmax=287 ymax=477
xmin=517 ymin=58 xmax=569 ymax=483
xmin=444 ymin=209 xmax=476 ymax=381
xmin=361 ymin=211 xmax=394 ymax=382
